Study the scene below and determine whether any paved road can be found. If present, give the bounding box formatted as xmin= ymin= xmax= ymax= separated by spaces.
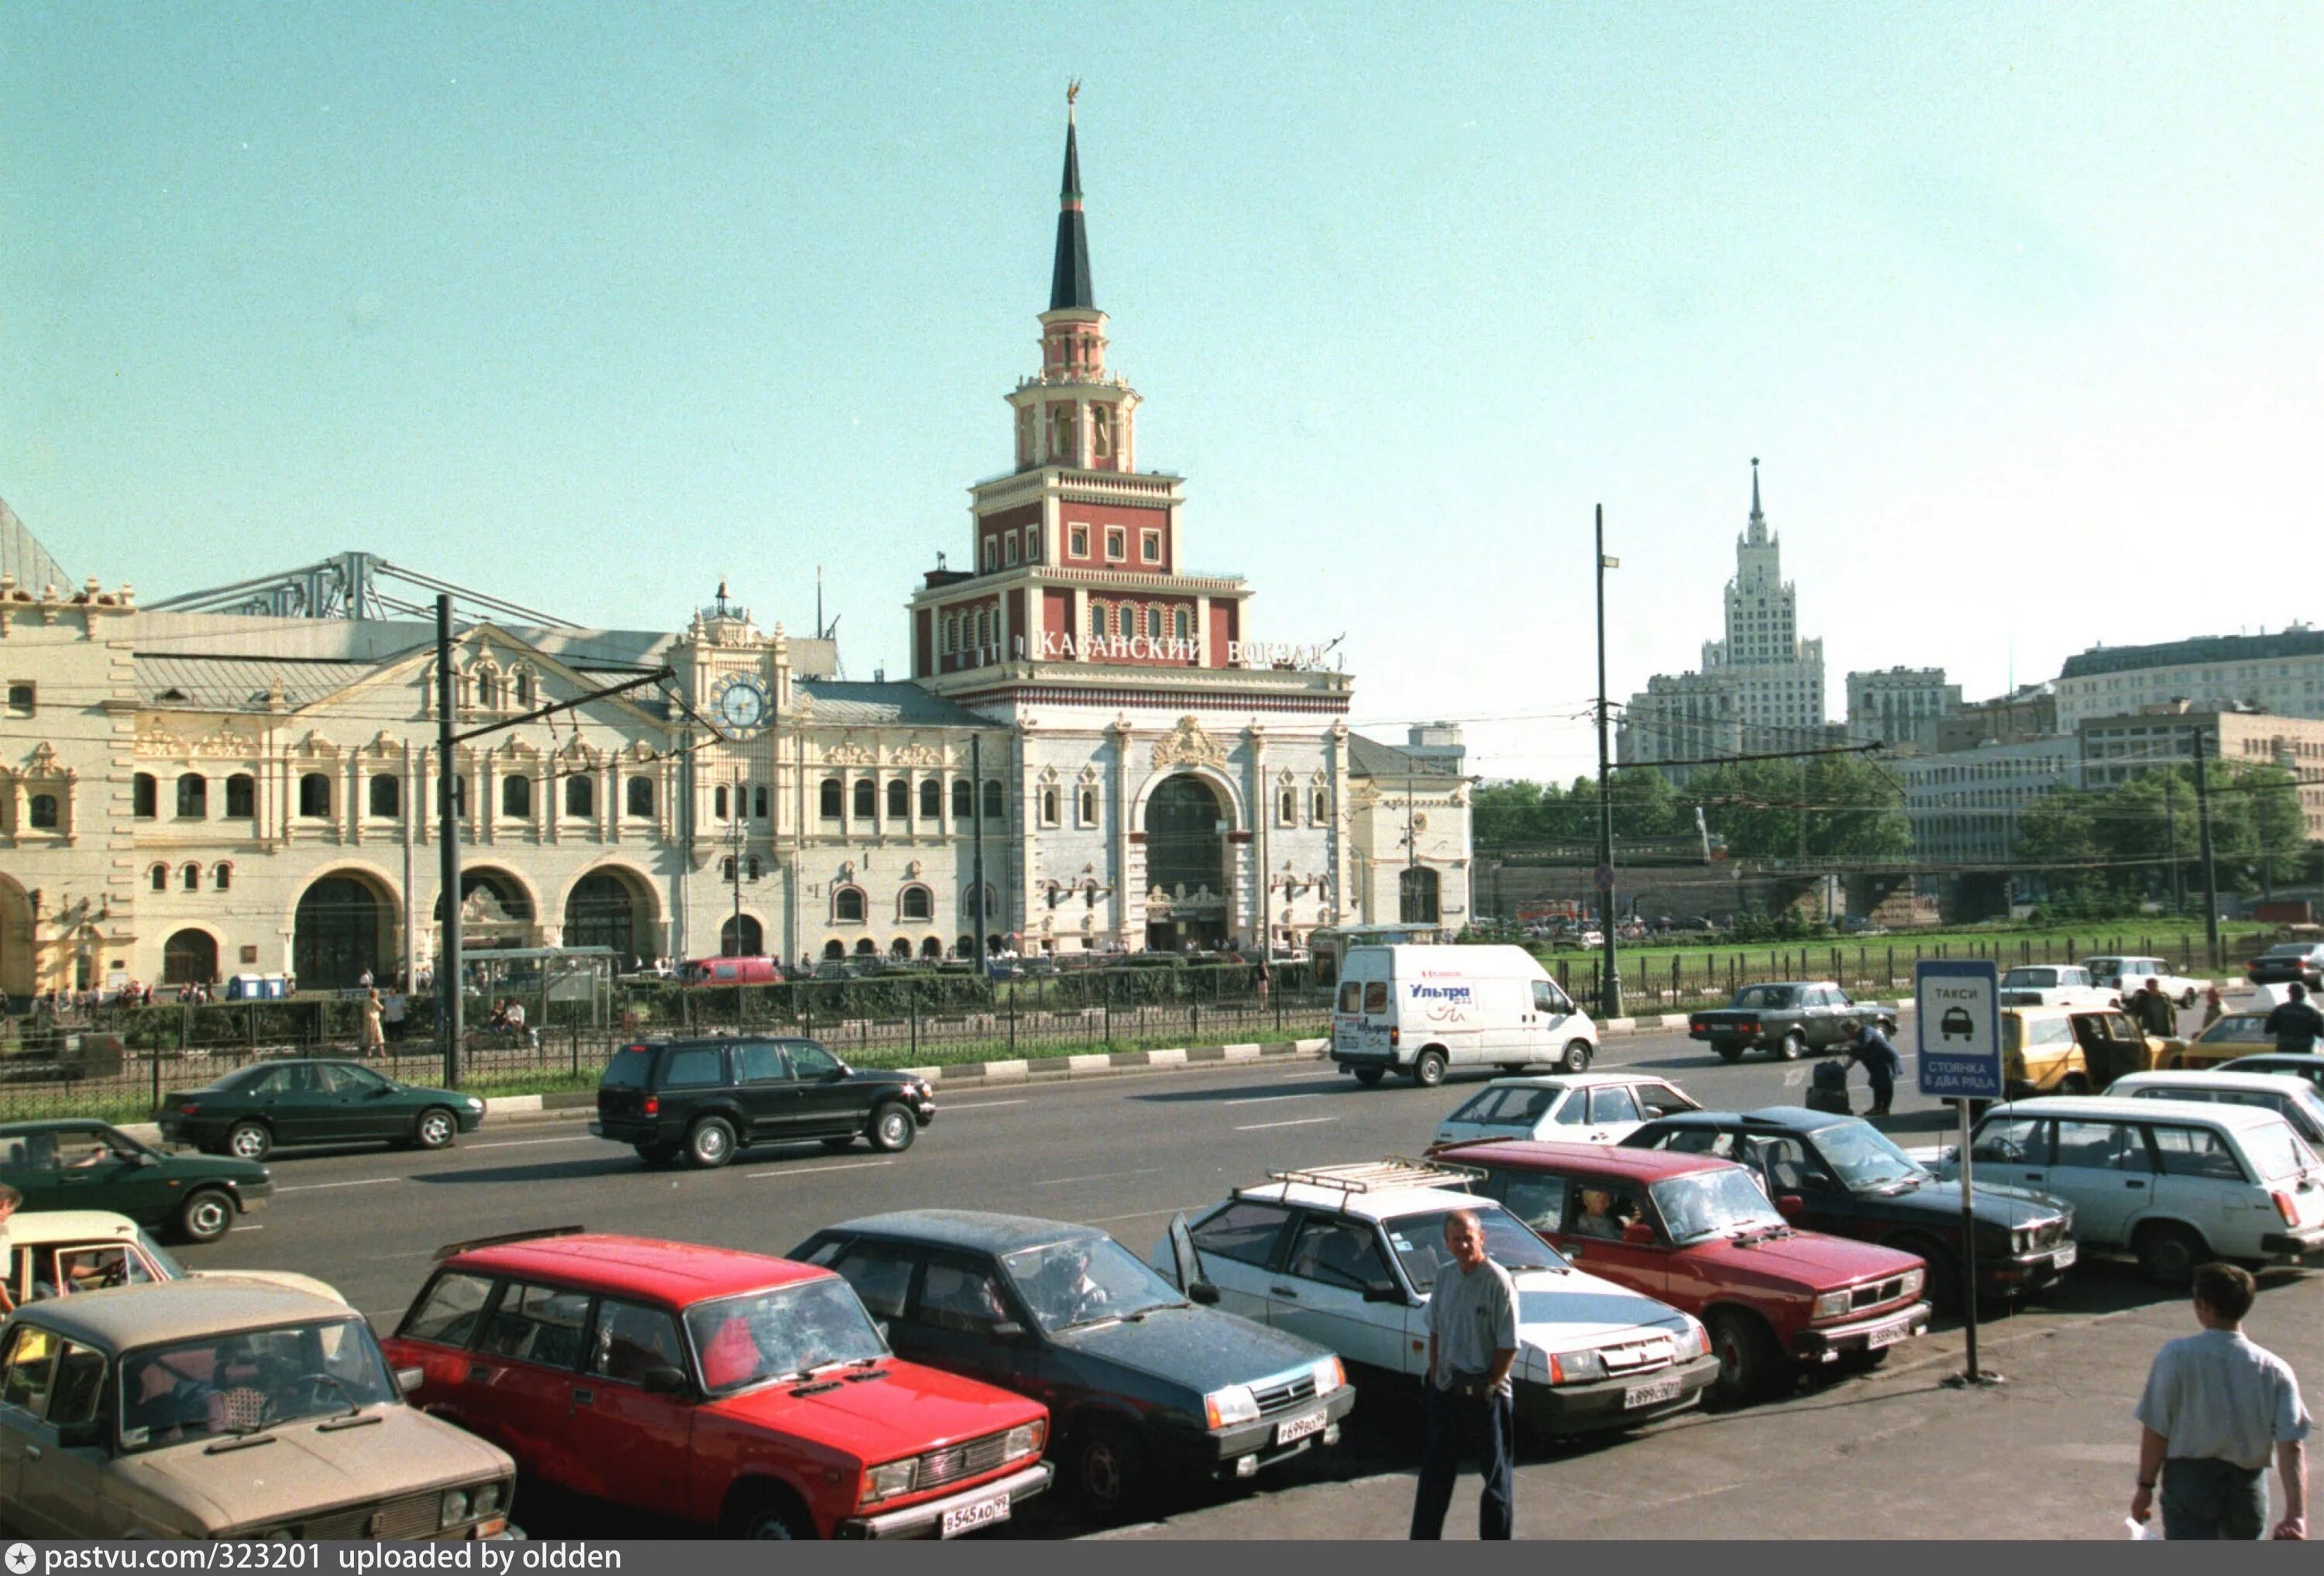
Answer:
xmin=175 ymin=1028 xmax=2310 ymax=1540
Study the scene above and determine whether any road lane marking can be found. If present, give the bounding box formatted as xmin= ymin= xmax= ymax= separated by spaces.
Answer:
xmin=942 ymin=1099 xmax=1030 ymax=1111
xmin=1035 ymin=1167 xmax=1165 ymax=1187
xmin=467 ymin=1135 xmax=603 ymax=1150
xmin=1232 ymin=1115 xmax=1339 ymax=1131
xmin=276 ymin=1177 xmax=403 ymax=1193
xmin=746 ymin=1159 xmax=895 ymax=1179
xmin=1220 ymin=1092 xmax=1323 ymax=1107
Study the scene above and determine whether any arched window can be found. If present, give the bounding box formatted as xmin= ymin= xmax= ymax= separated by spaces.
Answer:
xmin=1279 ymin=788 xmax=1297 ymax=825
xmin=225 ymin=774 xmax=254 ymax=819
xmin=163 ymin=929 xmax=217 ymax=986
xmin=133 ymin=773 xmax=157 ymax=819
xmin=920 ymin=936 xmax=944 ymax=960
xmin=565 ymin=775 xmax=593 ymax=817
xmin=852 ymin=779 xmax=875 ymax=820
xmin=1090 ymin=602 xmax=1106 ymax=641
xmin=854 ymin=938 xmax=879 ymax=957
xmin=627 ymin=775 xmax=655 ymax=817
xmin=886 ymin=779 xmax=909 ymax=819
xmin=214 ymin=863 xmax=232 ymax=891
xmin=1147 ymin=606 xmax=1163 ymax=640
xmin=150 ymin=864 xmax=168 ymax=892
xmin=920 ymin=778 xmax=941 ymax=819
xmin=1079 ymin=785 xmax=1098 ymax=825
xmin=176 ymin=773 xmax=208 ymax=818
xmin=27 ymin=794 xmax=58 ymax=830
xmin=370 ymin=773 xmax=401 ymax=818
xmin=1174 ymin=607 xmax=1192 ymax=641
xmin=889 ymin=936 xmax=912 ymax=959
xmin=956 ymin=934 xmax=975 ymax=959
xmin=713 ymin=785 xmax=730 ymax=821
xmin=182 ymin=863 xmax=201 ymax=892
xmin=982 ymin=779 xmax=1004 ymax=819
xmin=823 ymin=939 xmax=847 ymax=960
xmin=900 ymin=885 xmax=933 ymax=922
xmin=834 ymin=887 xmax=867 ymax=923
xmin=502 ymin=775 xmax=531 ymax=818
xmin=721 ymin=857 xmax=737 ymax=881
xmin=1312 ymin=787 xmax=1329 ymax=824
xmin=753 ymin=786 xmax=768 ymax=819
xmin=747 ymin=856 xmax=762 ymax=881
xmin=476 ymin=672 xmax=500 ymax=709
xmin=820 ymin=778 xmax=843 ymax=819
xmin=515 ymin=672 xmax=535 ymax=708
xmin=1040 ymin=787 xmax=1060 ymax=826
xmin=1399 ymin=866 xmax=1441 ymax=925
xmin=951 ymin=778 xmax=973 ymax=819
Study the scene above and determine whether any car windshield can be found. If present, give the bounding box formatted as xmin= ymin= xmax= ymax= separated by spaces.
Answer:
xmin=2004 ymin=969 xmax=2058 ymax=986
xmin=1809 ymin=1122 xmax=1929 ymax=1190
xmin=599 ymin=1048 xmax=655 ymax=1089
xmin=1649 ymin=1169 xmax=1787 ymax=1244
xmin=1385 ymin=1208 xmax=1566 ymax=1294
xmin=117 ymin=1317 xmax=397 ymax=1453
xmin=2199 ymin=1015 xmax=2271 ymax=1045
xmin=136 ymin=1229 xmax=187 ymax=1279
xmin=1001 ymin=1236 xmax=1188 ymax=1334
xmin=683 ymin=1278 xmax=888 ymax=1394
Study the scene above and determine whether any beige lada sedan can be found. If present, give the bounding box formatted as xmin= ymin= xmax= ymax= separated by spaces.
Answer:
xmin=0 ymin=1279 xmax=517 ymax=1540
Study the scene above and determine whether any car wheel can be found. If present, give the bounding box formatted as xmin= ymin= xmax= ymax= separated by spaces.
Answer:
xmin=686 ymin=1117 xmax=736 ymax=1170
xmin=413 ymin=1107 xmax=458 ymax=1151
xmin=1411 ymin=1049 xmax=1448 ymax=1088
xmin=1776 ymin=1032 xmax=1807 ymax=1062
xmin=225 ymin=1121 xmax=273 ymax=1162
xmin=1714 ymin=1041 xmax=1744 ymax=1064
xmin=1708 ymin=1310 xmax=1785 ymax=1407
xmin=868 ymin=1103 xmax=916 ymax=1154
xmin=724 ymin=1484 xmax=815 ymax=1540
xmin=177 ymin=1189 xmax=235 ymax=1245
xmin=2135 ymin=1222 xmax=2208 ymax=1289
xmin=1560 ymin=1039 xmax=1593 ymax=1074
xmin=1353 ymin=1066 xmax=1386 ymax=1087
xmin=1070 ymin=1417 xmax=1153 ymax=1519
xmin=1896 ymin=1237 xmax=1961 ymax=1313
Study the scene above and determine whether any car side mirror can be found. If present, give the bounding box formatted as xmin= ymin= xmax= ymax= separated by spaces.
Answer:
xmin=639 ymin=1364 xmax=691 ymax=1396
xmin=1620 ymin=1222 xmax=1655 ymax=1246
xmin=1362 ymin=1284 xmax=1408 ymax=1305
xmin=1188 ymin=1282 xmax=1222 ymax=1306
xmin=1775 ymin=1195 xmax=1804 ymax=1220
xmin=874 ymin=1320 xmax=891 ymax=1342
xmin=56 ymin=1419 xmax=105 ymax=1450
xmin=394 ymin=1365 xmax=425 ymax=1396
xmin=989 ymin=1321 xmax=1029 ymax=1344
xmin=132 ymin=1152 xmax=159 ymax=1168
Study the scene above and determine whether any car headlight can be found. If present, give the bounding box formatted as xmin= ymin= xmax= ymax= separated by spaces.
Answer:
xmin=1204 ymin=1384 xmax=1260 ymax=1429
xmin=470 ymin=1481 xmax=505 ymax=1516
xmin=1813 ymin=1289 xmax=1853 ymax=1320
xmin=1547 ymin=1346 xmax=1604 ymax=1385
xmin=1308 ymin=1355 xmax=1346 ymax=1396
xmin=2010 ymin=1227 xmax=2032 ymax=1255
xmin=1676 ymin=1315 xmax=1710 ymax=1361
xmin=860 ymin=1459 xmax=917 ymax=1506
xmin=1003 ymin=1420 xmax=1047 ymax=1461
xmin=438 ymin=1488 xmax=471 ymax=1528
xmin=465 ymin=1097 xmax=485 ymax=1111
xmin=1900 ymin=1268 xmax=1925 ymax=1299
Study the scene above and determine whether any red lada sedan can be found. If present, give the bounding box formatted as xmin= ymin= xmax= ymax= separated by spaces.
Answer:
xmin=1437 ymin=1142 xmax=1932 ymax=1406
xmin=382 ymin=1231 xmax=1051 ymax=1539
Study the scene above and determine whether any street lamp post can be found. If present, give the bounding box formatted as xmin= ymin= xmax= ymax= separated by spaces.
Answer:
xmin=1595 ymin=505 xmax=1623 ymax=1019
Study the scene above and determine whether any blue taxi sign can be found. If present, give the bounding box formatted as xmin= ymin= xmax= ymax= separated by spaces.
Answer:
xmin=1917 ymin=959 xmax=2002 ymax=1099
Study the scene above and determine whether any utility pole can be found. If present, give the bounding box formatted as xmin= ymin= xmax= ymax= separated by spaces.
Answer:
xmin=971 ymin=734 xmax=988 ymax=964
xmin=2192 ymin=724 xmax=2222 ymax=970
xmin=728 ymin=765 xmax=746 ymax=955
xmin=1594 ymin=506 xmax=1623 ymax=1019
xmin=2165 ymin=766 xmax=2182 ymax=914
xmin=434 ymin=595 xmax=463 ymax=1087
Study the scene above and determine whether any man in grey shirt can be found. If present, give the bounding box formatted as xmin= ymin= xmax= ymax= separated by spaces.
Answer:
xmin=1409 ymin=1209 xmax=1520 ymax=1540
xmin=2132 ymin=1262 xmax=2309 ymax=1539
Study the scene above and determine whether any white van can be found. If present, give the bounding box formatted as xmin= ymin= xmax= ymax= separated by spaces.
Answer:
xmin=1330 ymin=944 xmax=1597 ymax=1087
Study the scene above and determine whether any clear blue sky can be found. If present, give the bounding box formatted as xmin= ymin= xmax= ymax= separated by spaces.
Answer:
xmin=5 ymin=3 xmax=2318 ymax=780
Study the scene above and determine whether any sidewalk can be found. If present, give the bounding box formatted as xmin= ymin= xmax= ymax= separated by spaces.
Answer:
xmin=1098 ymin=1272 xmax=2323 ymax=1540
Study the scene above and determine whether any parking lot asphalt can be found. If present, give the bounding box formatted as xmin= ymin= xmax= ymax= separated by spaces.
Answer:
xmin=169 ymin=1027 xmax=2322 ymax=1539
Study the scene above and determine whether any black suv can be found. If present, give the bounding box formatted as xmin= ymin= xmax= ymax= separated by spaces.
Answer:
xmin=590 ymin=1036 xmax=936 ymax=1168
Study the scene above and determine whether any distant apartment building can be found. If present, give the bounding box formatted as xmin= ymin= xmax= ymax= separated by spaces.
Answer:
xmin=1846 ymin=667 xmax=1961 ymax=754
xmin=1619 ymin=461 xmax=1826 ymax=784
xmin=1936 ymin=683 xmax=2058 ymax=754
xmin=2056 ymin=629 xmax=2324 ymax=731
xmin=2078 ymin=703 xmax=2324 ymax=840
xmin=1898 ymin=736 xmax=2083 ymax=865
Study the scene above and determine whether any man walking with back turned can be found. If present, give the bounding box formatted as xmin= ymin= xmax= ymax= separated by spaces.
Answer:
xmin=2131 ymin=1262 xmax=2309 ymax=1539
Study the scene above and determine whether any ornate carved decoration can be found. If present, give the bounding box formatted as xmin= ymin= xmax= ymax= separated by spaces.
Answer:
xmin=1150 ymin=715 xmax=1226 ymax=771
xmin=823 ymin=739 xmax=876 ymax=766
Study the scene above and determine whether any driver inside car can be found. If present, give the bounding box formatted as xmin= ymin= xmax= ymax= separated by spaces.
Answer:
xmin=1570 ymin=1189 xmax=1630 ymax=1239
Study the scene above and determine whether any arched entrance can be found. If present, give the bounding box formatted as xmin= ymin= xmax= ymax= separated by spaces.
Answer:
xmin=720 ymin=915 xmax=763 ymax=956
xmin=163 ymin=929 xmax=218 ymax=986
xmin=0 ymin=876 xmax=33 ymax=1000
xmin=435 ymin=869 xmax=534 ymax=953
xmin=1399 ymin=867 xmax=1441 ymax=925
xmin=295 ymin=874 xmax=397 ymax=989
xmin=1143 ymin=774 xmax=1230 ymax=952
xmin=566 ymin=869 xmax=657 ymax=960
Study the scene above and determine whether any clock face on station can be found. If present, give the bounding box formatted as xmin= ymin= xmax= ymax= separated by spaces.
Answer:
xmin=713 ymin=675 xmax=769 ymax=734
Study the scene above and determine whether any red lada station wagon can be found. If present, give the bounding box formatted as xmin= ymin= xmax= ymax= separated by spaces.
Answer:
xmin=382 ymin=1231 xmax=1051 ymax=1539
xmin=1437 ymin=1142 xmax=1931 ymax=1406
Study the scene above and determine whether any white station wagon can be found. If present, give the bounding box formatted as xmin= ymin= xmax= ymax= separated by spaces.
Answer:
xmin=2106 ymin=1070 xmax=2324 ymax=1149
xmin=1933 ymin=1096 xmax=2324 ymax=1285
xmin=1429 ymin=1073 xmax=1703 ymax=1152
xmin=1153 ymin=1161 xmax=1719 ymax=1437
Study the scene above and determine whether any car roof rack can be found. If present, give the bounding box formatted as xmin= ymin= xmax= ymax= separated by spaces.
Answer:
xmin=1252 ymin=1158 xmax=1486 ymax=1199
xmin=432 ymin=1224 xmax=589 ymax=1262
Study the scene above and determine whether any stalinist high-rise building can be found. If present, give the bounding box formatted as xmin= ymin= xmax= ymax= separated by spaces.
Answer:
xmin=1618 ymin=461 xmax=1829 ymax=783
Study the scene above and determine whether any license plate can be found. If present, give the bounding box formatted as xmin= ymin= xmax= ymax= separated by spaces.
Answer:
xmin=1865 ymin=1317 xmax=1914 ymax=1350
xmin=1623 ymin=1375 xmax=1683 ymax=1409
xmin=2049 ymin=1244 xmax=2077 ymax=1270
xmin=939 ymin=1491 xmax=1011 ymax=1538
xmin=1276 ymin=1409 xmax=1328 ymax=1446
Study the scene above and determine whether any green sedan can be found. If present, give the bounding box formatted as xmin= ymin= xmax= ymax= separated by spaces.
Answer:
xmin=0 ymin=1118 xmax=270 ymax=1244
xmin=157 ymin=1059 xmax=487 ymax=1161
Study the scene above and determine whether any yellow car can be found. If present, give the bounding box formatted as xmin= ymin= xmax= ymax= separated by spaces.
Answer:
xmin=2157 ymin=1012 xmax=2274 ymax=1071
xmin=1999 ymin=1005 xmax=2163 ymax=1097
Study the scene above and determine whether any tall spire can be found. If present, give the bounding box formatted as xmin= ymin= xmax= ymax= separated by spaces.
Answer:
xmin=1746 ymin=457 xmax=1767 ymax=544
xmin=1049 ymin=81 xmax=1095 ymax=311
